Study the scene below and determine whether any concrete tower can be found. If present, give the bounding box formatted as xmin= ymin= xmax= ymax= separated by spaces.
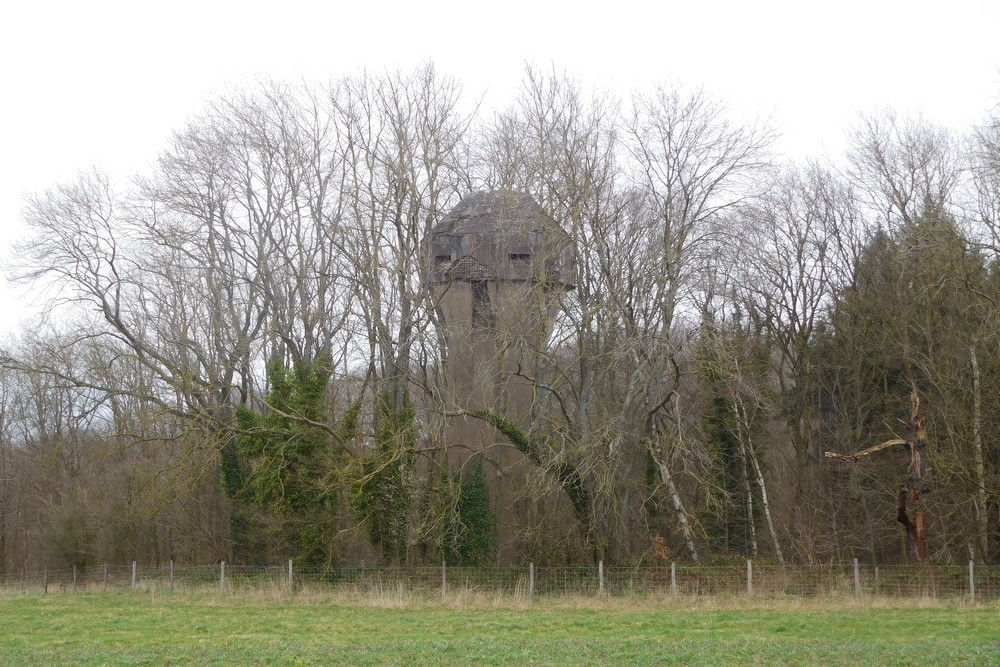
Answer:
xmin=429 ymin=191 xmax=575 ymax=560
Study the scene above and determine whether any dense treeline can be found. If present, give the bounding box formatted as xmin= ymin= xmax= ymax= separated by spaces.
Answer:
xmin=2 ymin=64 xmax=999 ymax=570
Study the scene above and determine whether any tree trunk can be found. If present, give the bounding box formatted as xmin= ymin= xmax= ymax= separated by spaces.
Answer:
xmin=654 ymin=454 xmax=700 ymax=564
xmin=970 ymin=343 xmax=988 ymax=559
xmin=747 ymin=436 xmax=785 ymax=565
xmin=648 ymin=394 xmax=700 ymax=563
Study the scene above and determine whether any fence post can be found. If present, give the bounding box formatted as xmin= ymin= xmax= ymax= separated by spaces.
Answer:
xmin=529 ymin=562 xmax=535 ymax=598
xmin=43 ymin=567 xmax=48 ymax=595
xmin=220 ymin=561 xmax=226 ymax=594
xmin=854 ymin=558 xmax=861 ymax=597
xmin=671 ymin=562 xmax=677 ymax=597
xmin=131 ymin=561 xmax=137 ymax=591
xmin=103 ymin=563 xmax=108 ymax=592
xmin=73 ymin=565 xmax=77 ymax=593
xmin=441 ymin=561 xmax=447 ymax=598
xmin=598 ymin=560 xmax=604 ymax=595
xmin=287 ymin=559 xmax=293 ymax=595
xmin=169 ymin=560 xmax=174 ymax=593
xmin=746 ymin=559 xmax=752 ymax=595
xmin=874 ymin=566 xmax=879 ymax=595
xmin=969 ymin=560 xmax=975 ymax=604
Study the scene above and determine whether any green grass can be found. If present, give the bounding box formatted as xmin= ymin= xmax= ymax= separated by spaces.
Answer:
xmin=1 ymin=591 xmax=998 ymax=665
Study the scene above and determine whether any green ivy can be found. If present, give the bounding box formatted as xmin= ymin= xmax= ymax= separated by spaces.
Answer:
xmin=226 ymin=354 xmax=343 ymax=566
xmin=472 ymin=408 xmax=591 ymax=529
xmin=351 ymin=390 xmax=415 ymax=564
xmin=444 ymin=458 xmax=496 ymax=566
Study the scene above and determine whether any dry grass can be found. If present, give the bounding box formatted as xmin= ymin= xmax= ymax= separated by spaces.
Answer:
xmin=1 ymin=572 xmax=992 ymax=613
xmin=92 ymin=581 xmax=991 ymax=612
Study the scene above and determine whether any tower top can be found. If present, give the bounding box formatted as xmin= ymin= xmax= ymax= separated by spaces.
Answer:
xmin=429 ymin=191 xmax=575 ymax=289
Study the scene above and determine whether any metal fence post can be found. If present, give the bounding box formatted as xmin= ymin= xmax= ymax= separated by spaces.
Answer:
xmin=169 ymin=560 xmax=174 ymax=593
xmin=746 ymin=559 xmax=752 ymax=595
xmin=854 ymin=558 xmax=861 ymax=597
xmin=103 ymin=563 xmax=108 ymax=591
xmin=529 ymin=563 xmax=535 ymax=597
xmin=220 ymin=561 xmax=226 ymax=594
xmin=671 ymin=562 xmax=677 ymax=596
xmin=43 ymin=567 xmax=48 ymax=595
xmin=288 ymin=559 xmax=293 ymax=595
xmin=441 ymin=560 xmax=447 ymax=598
xmin=598 ymin=560 xmax=604 ymax=595
xmin=131 ymin=561 xmax=137 ymax=591
xmin=73 ymin=565 xmax=77 ymax=593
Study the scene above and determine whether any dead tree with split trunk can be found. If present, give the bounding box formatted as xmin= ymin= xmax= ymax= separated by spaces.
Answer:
xmin=825 ymin=389 xmax=929 ymax=561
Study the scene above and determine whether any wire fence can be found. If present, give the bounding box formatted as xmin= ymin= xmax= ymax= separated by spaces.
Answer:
xmin=1 ymin=560 xmax=997 ymax=601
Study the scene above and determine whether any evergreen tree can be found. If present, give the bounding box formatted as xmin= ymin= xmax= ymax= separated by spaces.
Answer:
xmin=697 ymin=310 xmax=773 ymax=558
xmin=443 ymin=458 xmax=496 ymax=566
xmin=818 ymin=200 xmax=993 ymax=559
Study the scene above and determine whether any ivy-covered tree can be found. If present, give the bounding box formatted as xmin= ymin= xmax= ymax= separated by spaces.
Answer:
xmin=697 ymin=309 xmax=780 ymax=561
xmin=443 ymin=458 xmax=496 ymax=566
xmin=225 ymin=354 xmax=346 ymax=566
xmin=351 ymin=390 xmax=416 ymax=564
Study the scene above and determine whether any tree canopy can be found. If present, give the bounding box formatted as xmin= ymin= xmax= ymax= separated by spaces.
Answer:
xmin=2 ymin=65 xmax=999 ymax=569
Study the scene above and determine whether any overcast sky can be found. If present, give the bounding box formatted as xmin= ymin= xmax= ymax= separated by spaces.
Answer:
xmin=1 ymin=0 xmax=998 ymax=330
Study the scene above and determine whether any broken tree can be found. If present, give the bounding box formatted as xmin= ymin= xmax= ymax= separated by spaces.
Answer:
xmin=825 ymin=389 xmax=930 ymax=561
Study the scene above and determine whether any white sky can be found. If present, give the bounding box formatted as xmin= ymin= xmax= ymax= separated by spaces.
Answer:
xmin=1 ymin=0 xmax=999 ymax=331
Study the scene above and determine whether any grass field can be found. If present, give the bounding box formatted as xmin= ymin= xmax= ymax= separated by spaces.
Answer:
xmin=1 ymin=591 xmax=998 ymax=665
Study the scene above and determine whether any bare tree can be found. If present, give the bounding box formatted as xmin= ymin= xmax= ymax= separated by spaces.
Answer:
xmin=847 ymin=110 xmax=962 ymax=228
xmin=619 ymin=85 xmax=775 ymax=562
